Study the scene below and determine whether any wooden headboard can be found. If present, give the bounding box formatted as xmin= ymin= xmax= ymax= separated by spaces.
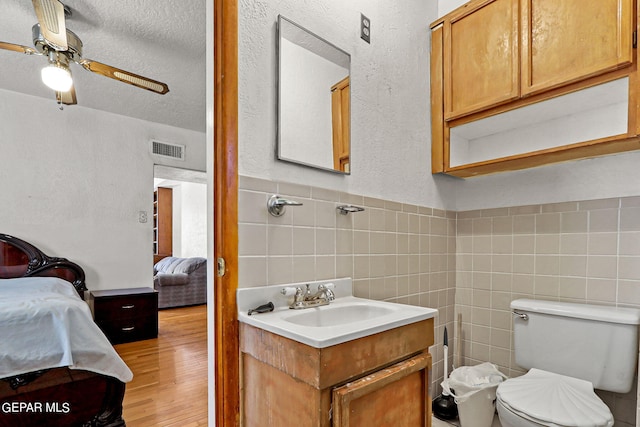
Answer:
xmin=0 ymin=234 xmax=87 ymax=296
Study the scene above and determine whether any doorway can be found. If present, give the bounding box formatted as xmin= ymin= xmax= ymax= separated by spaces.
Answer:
xmin=153 ymin=165 xmax=208 ymax=262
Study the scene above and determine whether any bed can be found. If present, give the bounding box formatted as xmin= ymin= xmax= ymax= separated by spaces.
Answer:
xmin=0 ymin=233 xmax=132 ymax=427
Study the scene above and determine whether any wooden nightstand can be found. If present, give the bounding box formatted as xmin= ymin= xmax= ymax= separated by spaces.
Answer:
xmin=88 ymin=287 xmax=158 ymax=344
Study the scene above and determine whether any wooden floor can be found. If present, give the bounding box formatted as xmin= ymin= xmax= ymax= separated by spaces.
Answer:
xmin=115 ymin=304 xmax=208 ymax=427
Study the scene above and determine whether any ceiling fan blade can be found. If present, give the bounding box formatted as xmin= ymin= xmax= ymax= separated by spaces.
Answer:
xmin=79 ymin=59 xmax=169 ymax=95
xmin=0 ymin=41 xmax=40 ymax=55
xmin=56 ymin=85 xmax=76 ymax=105
xmin=32 ymin=0 xmax=68 ymax=50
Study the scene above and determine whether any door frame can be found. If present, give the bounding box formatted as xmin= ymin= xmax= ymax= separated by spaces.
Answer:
xmin=213 ymin=0 xmax=239 ymax=425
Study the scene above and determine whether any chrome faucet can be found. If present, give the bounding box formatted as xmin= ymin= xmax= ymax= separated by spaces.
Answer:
xmin=282 ymin=283 xmax=335 ymax=309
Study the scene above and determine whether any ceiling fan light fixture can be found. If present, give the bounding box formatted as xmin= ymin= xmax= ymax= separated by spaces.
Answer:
xmin=41 ymin=62 xmax=72 ymax=92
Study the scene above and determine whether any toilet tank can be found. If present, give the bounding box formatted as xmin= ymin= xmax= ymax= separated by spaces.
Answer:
xmin=512 ymin=299 xmax=640 ymax=393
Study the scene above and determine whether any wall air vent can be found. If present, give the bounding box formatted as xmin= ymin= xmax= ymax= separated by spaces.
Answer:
xmin=151 ymin=140 xmax=185 ymax=161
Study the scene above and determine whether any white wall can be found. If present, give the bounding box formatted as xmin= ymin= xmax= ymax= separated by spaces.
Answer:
xmin=242 ymin=0 xmax=640 ymax=214
xmin=0 ymin=88 xmax=206 ymax=290
xmin=438 ymin=0 xmax=469 ymax=17
xmin=239 ymin=0 xmax=456 ymax=210
xmin=171 ymin=182 xmax=207 ymax=258
xmin=453 ymin=152 xmax=640 ymax=210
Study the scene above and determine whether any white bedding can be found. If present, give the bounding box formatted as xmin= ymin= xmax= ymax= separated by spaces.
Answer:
xmin=0 ymin=277 xmax=133 ymax=383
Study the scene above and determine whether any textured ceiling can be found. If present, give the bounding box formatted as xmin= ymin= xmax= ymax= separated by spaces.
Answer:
xmin=0 ymin=0 xmax=206 ymax=132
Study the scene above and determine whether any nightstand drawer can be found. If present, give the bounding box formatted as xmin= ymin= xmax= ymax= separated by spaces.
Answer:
xmin=93 ymin=294 xmax=157 ymax=322
xmin=98 ymin=315 xmax=158 ymax=345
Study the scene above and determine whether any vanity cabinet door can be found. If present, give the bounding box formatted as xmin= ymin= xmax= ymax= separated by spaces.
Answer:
xmin=521 ymin=0 xmax=634 ymax=97
xmin=443 ymin=0 xmax=520 ymax=121
xmin=331 ymin=353 xmax=431 ymax=427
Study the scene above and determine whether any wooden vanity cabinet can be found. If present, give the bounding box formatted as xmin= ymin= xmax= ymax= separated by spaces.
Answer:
xmin=240 ymin=318 xmax=434 ymax=427
xmin=431 ymin=0 xmax=638 ymax=177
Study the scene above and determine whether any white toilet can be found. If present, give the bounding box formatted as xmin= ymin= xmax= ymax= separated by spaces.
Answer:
xmin=496 ymin=299 xmax=640 ymax=427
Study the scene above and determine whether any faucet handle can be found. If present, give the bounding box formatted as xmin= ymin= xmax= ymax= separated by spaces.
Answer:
xmin=282 ymin=286 xmax=305 ymax=304
xmin=281 ymin=287 xmax=297 ymax=297
xmin=318 ymin=283 xmax=336 ymax=301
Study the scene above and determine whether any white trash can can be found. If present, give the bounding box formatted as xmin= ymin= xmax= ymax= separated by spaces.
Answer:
xmin=441 ymin=362 xmax=507 ymax=427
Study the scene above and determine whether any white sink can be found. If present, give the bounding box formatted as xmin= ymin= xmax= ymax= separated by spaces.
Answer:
xmin=282 ymin=303 xmax=395 ymax=327
xmin=237 ymin=278 xmax=438 ymax=348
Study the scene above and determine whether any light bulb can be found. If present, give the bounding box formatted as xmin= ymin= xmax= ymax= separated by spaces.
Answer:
xmin=41 ymin=63 xmax=73 ymax=92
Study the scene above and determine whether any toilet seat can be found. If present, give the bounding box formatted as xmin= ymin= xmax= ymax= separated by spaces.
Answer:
xmin=496 ymin=369 xmax=613 ymax=427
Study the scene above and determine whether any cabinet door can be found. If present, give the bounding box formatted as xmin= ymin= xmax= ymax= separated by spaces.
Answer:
xmin=332 ymin=353 xmax=431 ymax=427
xmin=443 ymin=0 xmax=520 ymax=120
xmin=521 ymin=0 xmax=634 ymax=96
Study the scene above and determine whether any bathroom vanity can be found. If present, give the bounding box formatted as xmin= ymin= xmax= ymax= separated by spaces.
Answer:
xmin=237 ymin=279 xmax=437 ymax=427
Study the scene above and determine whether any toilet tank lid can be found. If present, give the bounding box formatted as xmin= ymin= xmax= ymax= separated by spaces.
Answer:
xmin=511 ymin=299 xmax=640 ymax=325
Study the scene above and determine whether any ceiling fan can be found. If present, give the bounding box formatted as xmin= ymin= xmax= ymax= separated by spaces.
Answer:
xmin=0 ymin=0 xmax=169 ymax=106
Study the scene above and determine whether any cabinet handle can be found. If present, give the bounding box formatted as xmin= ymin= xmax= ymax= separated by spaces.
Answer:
xmin=121 ymin=305 xmax=135 ymax=309
xmin=121 ymin=326 xmax=135 ymax=332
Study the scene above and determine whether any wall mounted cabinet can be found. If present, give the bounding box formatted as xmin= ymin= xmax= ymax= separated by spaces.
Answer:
xmin=431 ymin=0 xmax=639 ymax=177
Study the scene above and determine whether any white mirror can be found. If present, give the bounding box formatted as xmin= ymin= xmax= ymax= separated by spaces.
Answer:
xmin=277 ymin=15 xmax=351 ymax=174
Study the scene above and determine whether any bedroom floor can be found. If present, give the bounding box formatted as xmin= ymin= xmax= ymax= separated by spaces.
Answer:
xmin=114 ymin=304 xmax=208 ymax=427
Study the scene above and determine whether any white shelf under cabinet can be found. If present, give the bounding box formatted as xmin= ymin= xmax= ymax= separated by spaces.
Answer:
xmin=449 ymin=77 xmax=629 ymax=168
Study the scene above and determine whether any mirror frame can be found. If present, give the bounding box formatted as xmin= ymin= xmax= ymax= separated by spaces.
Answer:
xmin=276 ymin=15 xmax=351 ymax=174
